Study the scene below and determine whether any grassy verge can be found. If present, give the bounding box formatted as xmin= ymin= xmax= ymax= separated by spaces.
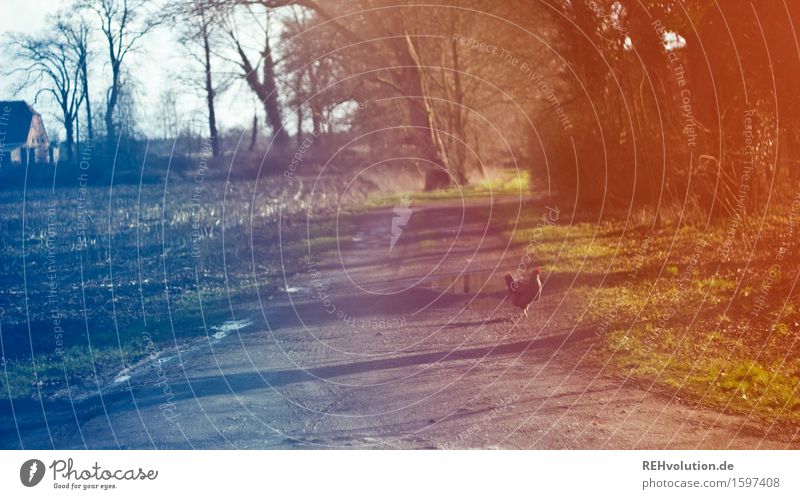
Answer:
xmin=365 ymin=169 xmax=539 ymax=207
xmin=496 ymin=203 xmax=800 ymax=424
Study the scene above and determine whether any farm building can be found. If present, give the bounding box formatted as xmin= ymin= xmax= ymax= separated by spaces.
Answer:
xmin=0 ymin=100 xmax=58 ymax=165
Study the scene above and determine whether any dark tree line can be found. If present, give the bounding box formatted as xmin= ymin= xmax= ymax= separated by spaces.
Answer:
xmin=534 ymin=0 xmax=800 ymax=216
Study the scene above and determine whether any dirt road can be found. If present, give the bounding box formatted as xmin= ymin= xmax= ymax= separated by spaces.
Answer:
xmin=3 ymin=198 xmax=797 ymax=449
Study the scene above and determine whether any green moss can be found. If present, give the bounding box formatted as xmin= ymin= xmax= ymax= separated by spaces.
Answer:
xmin=365 ymin=170 xmax=532 ymax=207
xmin=600 ymin=324 xmax=800 ymax=422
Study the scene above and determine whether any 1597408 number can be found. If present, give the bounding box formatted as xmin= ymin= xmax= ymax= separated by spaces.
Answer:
xmin=737 ymin=477 xmax=780 ymax=487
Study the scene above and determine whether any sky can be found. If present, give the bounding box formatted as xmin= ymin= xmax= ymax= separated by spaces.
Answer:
xmin=0 ymin=0 xmax=258 ymax=141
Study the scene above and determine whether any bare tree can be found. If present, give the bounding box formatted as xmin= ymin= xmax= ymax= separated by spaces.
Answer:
xmin=279 ymin=1 xmax=467 ymax=189
xmin=156 ymin=86 xmax=179 ymax=139
xmin=59 ymin=18 xmax=94 ymax=143
xmin=7 ymin=26 xmax=85 ymax=161
xmin=219 ymin=3 xmax=289 ymax=146
xmin=83 ymin=0 xmax=160 ymax=148
xmin=197 ymin=2 xmax=221 ymax=156
xmin=171 ymin=0 xmax=227 ymax=157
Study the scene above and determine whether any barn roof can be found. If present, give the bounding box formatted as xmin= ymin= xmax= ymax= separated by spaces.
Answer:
xmin=0 ymin=100 xmax=35 ymax=148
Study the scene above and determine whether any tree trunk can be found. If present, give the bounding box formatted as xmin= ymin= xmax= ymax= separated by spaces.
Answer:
xmin=81 ymin=58 xmax=93 ymax=142
xmin=310 ymin=67 xmax=321 ymax=135
xmin=234 ymin=24 xmax=288 ymax=149
xmin=249 ymin=113 xmax=258 ymax=151
xmin=106 ymin=62 xmax=120 ymax=148
xmin=75 ymin=113 xmax=80 ymax=162
xmin=202 ymin=22 xmax=220 ymax=158
xmin=395 ymin=32 xmax=451 ymax=190
xmin=449 ymin=34 xmax=468 ymax=183
xmin=295 ymin=104 xmax=303 ymax=145
xmin=260 ymin=27 xmax=288 ymax=146
xmin=311 ymin=104 xmax=321 ymax=136
xmin=64 ymin=113 xmax=75 ymax=162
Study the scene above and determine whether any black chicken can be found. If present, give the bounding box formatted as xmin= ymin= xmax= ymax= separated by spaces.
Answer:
xmin=504 ymin=268 xmax=542 ymax=316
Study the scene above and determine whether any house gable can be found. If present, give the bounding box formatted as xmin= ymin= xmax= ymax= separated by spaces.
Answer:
xmin=0 ymin=101 xmax=53 ymax=164
xmin=0 ymin=101 xmax=35 ymax=148
xmin=26 ymin=113 xmax=49 ymax=149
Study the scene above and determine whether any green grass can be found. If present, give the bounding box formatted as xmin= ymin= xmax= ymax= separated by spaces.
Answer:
xmin=366 ymin=169 xmax=534 ymax=207
xmin=419 ymin=238 xmax=441 ymax=249
xmin=602 ymin=326 xmax=800 ymax=419
xmin=1 ymin=341 xmax=145 ymax=400
xmin=490 ymin=200 xmax=800 ymax=424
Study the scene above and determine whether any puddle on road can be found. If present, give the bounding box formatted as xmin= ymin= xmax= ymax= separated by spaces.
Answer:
xmin=210 ymin=318 xmax=254 ymax=340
